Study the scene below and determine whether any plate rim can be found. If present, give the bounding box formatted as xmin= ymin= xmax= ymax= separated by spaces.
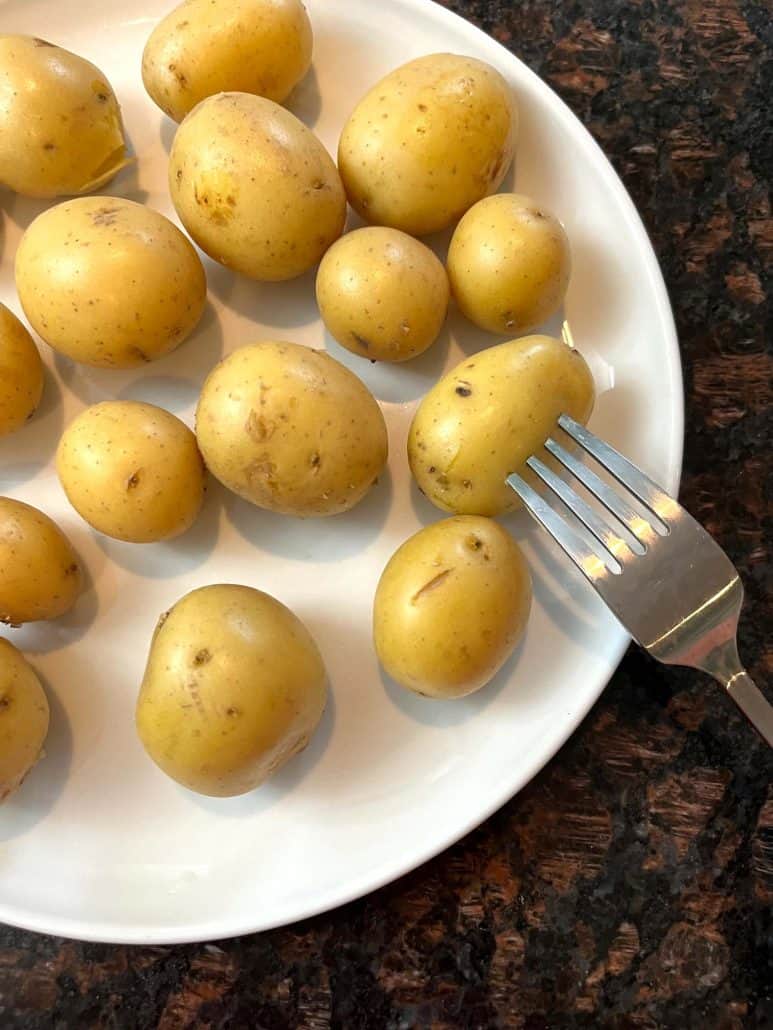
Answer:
xmin=0 ymin=0 xmax=684 ymax=944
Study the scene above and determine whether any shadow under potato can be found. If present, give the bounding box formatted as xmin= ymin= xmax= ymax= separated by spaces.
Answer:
xmin=182 ymin=687 xmax=336 ymax=819
xmin=224 ymin=466 xmax=393 ymax=562
xmin=206 ymin=259 xmax=320 ymax=333
xmin=0 ymin=365 xmax=64 ymax=490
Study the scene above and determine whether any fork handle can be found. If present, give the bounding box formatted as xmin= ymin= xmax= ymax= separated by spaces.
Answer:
xmin=725 ymin=671 xmax=773 ymax=747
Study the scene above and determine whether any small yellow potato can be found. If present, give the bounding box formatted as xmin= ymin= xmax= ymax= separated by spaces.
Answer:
xmin=136 ymin=583 xmax=328 ymax=797
xmin=169 ymin=92 xmax=346 ymax=281
xmin=196 ymin=341 xmax=387 ymax=516
xmin=374 ymin=516 xmax=531 ymax=698
xmin=0 ymin=304 xmax=43 ymax=437
xmin=15 ymin=197 xmax=207 ymax=370
xmin=447 ymin=193 xmax=571 ymax=334
xmin=0 ymin=639 xmax=50 ymax=802
xmin=409 ymin=335 xmax=595 ymax=516
xmin=0 ymin=34 xmax=130 ymax=198
xmin=0 ymin=498 xmax=83 ymax=626
xmin=142 ymin=0 xmax=313 ymax=122
xmin=57 ymin=401 xmax=206 ymax=543
xmin=338 ymin=53 xmax=517 ymax=236
xmin=315 ymin=227 xmax=449 ymax=362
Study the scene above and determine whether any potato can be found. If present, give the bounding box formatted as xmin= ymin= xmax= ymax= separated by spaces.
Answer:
xmin=0 ymin=639 xmax=50 ymax=802
xmin=409 ymin=335 xmax=595 ymax=516
xmin=169 ymin=92 xmax=345 ymax=281
xmin=0 ymin=35 xmax=130 ymax=198
xmin=316 ymin=227 xmax=449 ymax=362
xmin=0 ymin=498 xmax=83 ymax=625
xmin=338 ymin=53 xmax=517 ymax=236
xmin=448 ymin=194 xmax=571 ymax=334
xmin=136 ymin=583 xmax=327 ymax=796
xmin=57 ymin=401 xmax=206 ymax=543
xmin=196 ymin=341 xmax=387 ymax=516
xmin=0 ymin=304 xmax=43 ymax=437
xmin=142 ymin=0 xmax=313 ymax=123
xmin=374 ymin=516 xmax=531 ymax=699
xmin=15 ymin=197 xmax=207 ymax=369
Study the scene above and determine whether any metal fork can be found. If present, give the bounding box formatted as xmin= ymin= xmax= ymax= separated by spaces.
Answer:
xmin=507 ymin=414 xmax=772 ymax=746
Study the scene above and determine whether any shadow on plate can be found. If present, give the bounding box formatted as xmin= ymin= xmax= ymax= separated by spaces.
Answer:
xmin=224 ymin=467 xmax=392 ymax=562
xmin=8 ymin=553 xmax=101 ymax=657
xmin=94 ymin=476 xmax=223 ymax=579
xmin=206 ymin=260 xmax=320 ymax=333
xmin=323 ymin=326 xmax=451 ymax=405
xmin=0 ymin=668 xmax=72 ymax=843
xmin=0 ymin=366 xmax=63 ymax=489
xmin=379 ymin=639 xmax=524 ymax=728
xmin=182 ymin=688 xmax=336 ymax=819
xmin=286 ymin=65 xmax=322 ymax=129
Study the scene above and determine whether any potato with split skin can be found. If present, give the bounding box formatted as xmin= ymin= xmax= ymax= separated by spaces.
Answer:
xmin=0 ymin=304 xmax=43 ymax=437
xmin=142 ymin=0 xmax=313 ymax=123
xmin=0 ymin=35 xmax=130 ymax=198
xmin=338 ymin=53 xmax=517 ymax=236
xmin=409 ymin=335 xmax=595 ymax=516
xmin=448 ymin=193 xmax=571 ymax=334
xmin=57 ymin=401 xmax=206 ymax=543
xmin=374 ymin=516 xmax=532 ymax=699
xmin=0 ymin=498 xmax=83 ymax=626
xmin=15 ymin=197 xmax=207 ymax=370
xmin=136 ymin=583 xmax=328 ymax=797
xmin=315 ymin=227 xmax=450 ymax=363
xmin=169 ymin=92 xmax=346 ymax=281
xmin=0 ymin=640 xmax=50 ymax=802
xmin=196 ymin=341 xmax=388 ymax=516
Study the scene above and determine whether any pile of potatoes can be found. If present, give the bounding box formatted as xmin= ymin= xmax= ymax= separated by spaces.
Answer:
xmin=0 ymin=0 xmax=595 ymax=801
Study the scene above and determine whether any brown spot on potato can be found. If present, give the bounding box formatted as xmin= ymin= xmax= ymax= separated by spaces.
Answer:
xmin=42 ymin=141 xmax=56 ymax=151
xmin=65 ymin=562 xmax=79 ymax=576
xmin=245 ymin=409 xmax=275 ymax=442
xmin=193 ymin=648 xmax=211 ymax=666
xmin=91 ymin=206 xmax=121 ymax=226
xmin=309 ymin=452 xmax=321 ymax=471
xmin=156 ymin=610 xmax=170 ymax=630
xmin=467 ymin=535 xmax=482 ymax=550
xmin=0 ymin=696 xmax=10 ymax=711
xmin=455 ymin=382 xmax=472 ymax=397
xmin=411 ymin=568 xmax=452 ymax=604
xmin=226 ymin=706 xmax=240 ymax=717
xmin=126 ymin=471 xmax=141 ymax=490
xmin=351 ymin=332 xmax=372 ymax=352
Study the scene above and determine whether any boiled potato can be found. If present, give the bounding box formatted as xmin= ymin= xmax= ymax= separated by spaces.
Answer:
xmin=57 ymin=401 xmax=206 ymax=543
xmin=0 ymin=639 xmax=50 ymax=802
xmin=0 ymin=497 xmax=83 ymax=625
xmin=136 ymin=583 xmax=327 ymax=796
xmin=316 ymin=227 xmax=449 ymax=362
xmin=169 ymin=92 xmax=345 ymax=281
xmin=374 ymin=516 xmax=531 ymax=699
xmin=409 ymin=335 xmax=595 ymax=516
xmin=0 ymin=35 xmax=130 ymax=198
xmin=142 ymin=0 xmax=313 ymax=123
xmin=448 ymin=194 xmax=571 ymax=334
xmin=196 ymin=341 xmax=387 ymax=515
xmin=338 ymin=53 xmax=517 ymax=236
xmin=0 ymin=304 xmax=43 ymax=437
xmin=15 ymin=197 xmax=207 ymax=369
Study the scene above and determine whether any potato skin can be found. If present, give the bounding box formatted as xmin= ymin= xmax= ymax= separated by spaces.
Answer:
xmin=0 ymin=35 xmax=130 ymax=198
xmin=448 ymin=194 xmax=571 ymax=334
xmin=409 ymin=335 xmax=595 ymax=516
xmin=196 ymin=341 xmax=388 ymax=516
xmin=169 ymin=92 xmax=346 ymax=281
xmin=0 ymin=304 xmax=43 ymax=437
xmin=136 ymin=584 xmax=327 ymax=797
xmin=0 ymin=639 xmax=50 ymax=802
xmin=57 ymin=401 xmax=206 ymax=543
xmin=0 ymin=498 xmax=82 ymax=625
xmin=374 ymin=516 xmax=531 ymax=699
xmin=15 ymin=197 xmax=206 ymax=369
xmin=142 ymin=0 xmax=313 ymax=122
xmin=316 ymin=227 xmax=449 ymax=362
xmin=338 ymin=53 xmax=517 ymax=236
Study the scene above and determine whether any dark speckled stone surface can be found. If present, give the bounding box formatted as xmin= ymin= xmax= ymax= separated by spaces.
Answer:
xmin=1 ymin=0 xmax=771 ymax=1026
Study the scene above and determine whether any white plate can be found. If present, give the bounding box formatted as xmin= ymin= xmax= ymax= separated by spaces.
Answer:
xmin=0 ymin=0 xmax=683 ymax=944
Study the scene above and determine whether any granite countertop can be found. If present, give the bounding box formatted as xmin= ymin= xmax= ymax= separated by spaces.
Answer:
xmin=1 ymin=0 xmax=771 ymax=1026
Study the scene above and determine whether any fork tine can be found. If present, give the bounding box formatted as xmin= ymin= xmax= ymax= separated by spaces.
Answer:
xmin=506 ymin=472 xmax=608 ymax=583
xmin=526 ymin=455 xmax=632 ymax=570
xmin=544 ymin=437 xmax=655 ymax=550
xmin=558 ymin=414 xmax=677 ymax=525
